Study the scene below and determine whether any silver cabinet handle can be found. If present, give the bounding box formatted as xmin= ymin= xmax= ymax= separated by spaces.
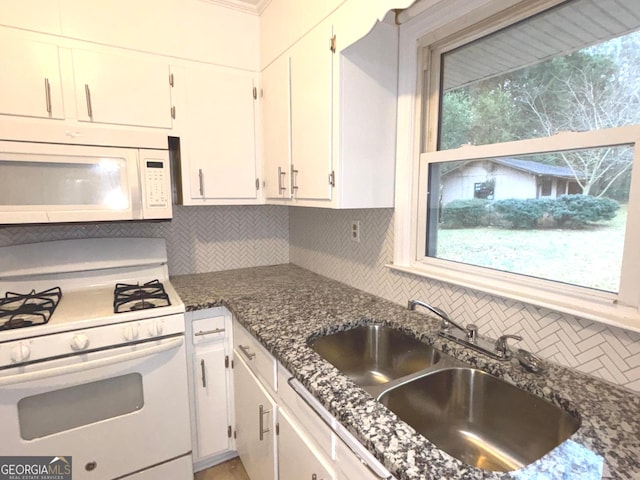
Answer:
xmin=198 ymin=168 xmax=204 ymax=196
xmin=194 ymin=328 xmax=225 ymax=336
xmin=278 ymin=166 xmax=287 ymax=194
xmin=238 ymin=344 xmax=256 ymax=360
xmin=259 ymin=404 xmax=270 ymax=441
xmin=200 ymin=359 xmax=206 ymax=388
xmin=291 ymin=164 xmax=299 ymax=192
xmin=44 ymin=78 xmax=52 ymax=114
xmin=84 ymin=84 xmax=93 ymax=118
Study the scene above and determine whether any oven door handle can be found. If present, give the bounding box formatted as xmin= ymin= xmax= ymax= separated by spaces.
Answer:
xmin=0 ymin=337 xmax=184 ymax=387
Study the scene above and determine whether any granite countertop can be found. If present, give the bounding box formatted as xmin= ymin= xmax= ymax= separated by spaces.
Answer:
xmin=171 ymin=264 xmax=640 ymax=480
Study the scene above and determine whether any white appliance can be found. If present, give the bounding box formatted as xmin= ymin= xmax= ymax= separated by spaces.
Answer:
xmin=0 ymin=140 xmax=172 ymax=224
xmin=0 ymin=238 xmax=192 ymax=480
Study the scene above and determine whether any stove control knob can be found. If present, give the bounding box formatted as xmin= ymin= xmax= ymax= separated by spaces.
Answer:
xmin=71 ymin=334 xmax=90 ymax=351
xmin=11 ymin=343 xmax=31 ymax=363
xmin=148 ymin=320 xmax=164 ymax=337
xmin=123 ymin=325 xmax=139 ymax=342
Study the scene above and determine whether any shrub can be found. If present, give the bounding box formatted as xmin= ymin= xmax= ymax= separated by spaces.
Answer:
xmin=492 ymin=198 xmax=548 ymax=228
xmin=549 ymin=194 xmax=619 ymax=227
xmin=441 ymin=199 xmax=490 ymax=228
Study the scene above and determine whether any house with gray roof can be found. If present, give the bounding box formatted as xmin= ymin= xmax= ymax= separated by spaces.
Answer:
xmin=440 ymin=157 xmax=583 ymax=205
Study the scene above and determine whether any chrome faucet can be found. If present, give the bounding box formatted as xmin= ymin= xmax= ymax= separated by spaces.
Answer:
xmin=407 ymin=300 xmax=467 ymax=333
xmin=495 ymin=334 xmax=523 ymax=357
xmin=408 ymin=299 xmax=524 ymax=361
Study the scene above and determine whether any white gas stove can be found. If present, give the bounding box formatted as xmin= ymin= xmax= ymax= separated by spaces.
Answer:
xmin=0 ymin=237 xmax=192 ymax=480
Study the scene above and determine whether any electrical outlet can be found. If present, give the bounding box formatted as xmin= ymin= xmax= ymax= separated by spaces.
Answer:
xmin=351 ymin=221 xmax=360 ymax=242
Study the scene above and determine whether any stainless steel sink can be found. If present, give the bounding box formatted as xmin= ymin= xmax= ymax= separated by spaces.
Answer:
xmin=309 ymin=325 xmax=441 ymax=389
xmin=378 ymin=367 xmax=580 ymax=472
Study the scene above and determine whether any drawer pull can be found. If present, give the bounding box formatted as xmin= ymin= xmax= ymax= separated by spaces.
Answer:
xmin=84 ymin=84 xmax=93 ymax=119
xmin=259 ymin=404 xmax=271 ymax=440
xmin=195 ymin=328 xmax=225 ymax=336
xmin=278 ymin=166 xmax=287 ymax=194
xmin=44 ymin=78 xmax=52 ymax=114
xmin=200 ymin=359 xmax=207 ymax=388
xmin=239 ymin=344 xmax=256 ymax=360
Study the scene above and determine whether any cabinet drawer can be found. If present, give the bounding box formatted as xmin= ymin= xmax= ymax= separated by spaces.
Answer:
xmin=233 ymin=319 xmax=277 ymax=393
xmin=192 ymin=315 xmax=226 ymax=344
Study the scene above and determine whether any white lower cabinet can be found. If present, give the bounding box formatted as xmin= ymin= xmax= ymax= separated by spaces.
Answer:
xmin=234 ymin=353 xmax=278 ymax=480
xmin=278 ymin=407 xmax=335 ymax=480
xmin=231 ymin=319 xmax=393 ymax=480
xmin=186 ymin=308 xmax=235 ymax=471
xmin=193 ymin=344 xmax=230 ymax=458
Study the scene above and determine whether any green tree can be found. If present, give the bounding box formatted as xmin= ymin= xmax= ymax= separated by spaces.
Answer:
xmin=440 ymin=32 xmax=640 ymax=198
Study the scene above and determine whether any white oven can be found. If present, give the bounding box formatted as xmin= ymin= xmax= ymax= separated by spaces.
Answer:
xmin=0 ymin=320 xmax=191 ymax=479
xmin=0 ymin=238 xmax=192 ymax=480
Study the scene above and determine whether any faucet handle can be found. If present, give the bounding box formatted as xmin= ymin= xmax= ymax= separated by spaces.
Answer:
xmin=495 ymin=334 xmax=523 ymax=358
xmin=466 ymin=324 xmax=478 ymax=342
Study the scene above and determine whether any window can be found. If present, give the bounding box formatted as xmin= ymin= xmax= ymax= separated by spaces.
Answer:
xmin=397 ymin=0 xmax=640 ymax=330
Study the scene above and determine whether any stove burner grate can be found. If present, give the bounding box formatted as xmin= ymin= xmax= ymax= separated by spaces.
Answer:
xmin=113 ymin=279 xmax=171 ymax=313
xmin=0 ymin=286 xmax=63 ymax=330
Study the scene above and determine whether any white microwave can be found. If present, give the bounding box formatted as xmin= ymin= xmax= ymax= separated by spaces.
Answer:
xmin=0 ymin=140 xmax=172 ymax=224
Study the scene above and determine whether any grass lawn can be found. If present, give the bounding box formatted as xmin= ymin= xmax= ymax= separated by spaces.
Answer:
xmin=436 ymin=206 xmax=627 ymax=292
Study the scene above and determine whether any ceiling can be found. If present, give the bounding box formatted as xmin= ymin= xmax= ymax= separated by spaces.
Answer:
xmin=200 ymin=0 xmax=269 ymax=14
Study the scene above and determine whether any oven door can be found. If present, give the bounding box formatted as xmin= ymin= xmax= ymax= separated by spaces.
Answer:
xmin=0 ymin=335 xmax=192 ymax=480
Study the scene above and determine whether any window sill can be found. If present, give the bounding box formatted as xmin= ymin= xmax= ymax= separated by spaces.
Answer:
xmin=386 ymin=261 xmax=640 ymax=333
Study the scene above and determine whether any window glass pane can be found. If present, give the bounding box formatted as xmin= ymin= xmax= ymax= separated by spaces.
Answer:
xmin=439 ymin=0 xmax=640 ymax=149
xmin=426 ymin=146 xmax=632 ymax=292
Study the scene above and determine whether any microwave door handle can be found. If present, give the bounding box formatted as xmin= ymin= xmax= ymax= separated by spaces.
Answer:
xmin=0 ymin=337 xmax=183 ymax=388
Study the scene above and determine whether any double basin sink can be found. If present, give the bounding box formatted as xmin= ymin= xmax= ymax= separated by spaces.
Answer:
xmin=309 ymin=325 xmax=579 ymax=472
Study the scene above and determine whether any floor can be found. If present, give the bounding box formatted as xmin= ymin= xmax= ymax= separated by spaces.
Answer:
xmin=194 ymin=457 xmax=250 ymax=480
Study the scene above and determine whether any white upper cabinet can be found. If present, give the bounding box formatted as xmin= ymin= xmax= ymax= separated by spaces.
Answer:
xmin=72 ymin=49 xmax=173 ymax=129
xmin=261 ymin=1 xmax=401 ymax=209
xmin=261 ymin=54 xmax=292 ymax=200
xmin=0 ymin=35 xmax=64 ymax=120
xmin=289 ymin=22 xmax=334 ymax=202
xmin=180 ymin=63 xmax=260 ymax=204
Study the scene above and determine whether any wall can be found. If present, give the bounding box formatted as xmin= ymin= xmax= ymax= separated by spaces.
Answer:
xmin=289 ymin=206 xmax=640 ymax=393
xmin=0 ymin=205 xmax=289 ymax=276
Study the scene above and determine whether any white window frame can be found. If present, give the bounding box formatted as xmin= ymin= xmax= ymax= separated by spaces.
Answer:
xmin=391 ymin=0 xmax=640 ymax=333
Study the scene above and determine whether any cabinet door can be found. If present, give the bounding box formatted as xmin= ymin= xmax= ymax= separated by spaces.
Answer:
xmin=193 ymin=343 xmax=230 ymax=460
xmin=290 ymin=22 xmax=334 ymax=201
xmin=72 ymin=48 xmax=172 ymax=128
xmin=234 ymin=353 xmax=277 ymax=480
xmin=278 ymin=408 xmax=335 ymax=480
xmin=0 ymin=35 xmax=64 ymax=120
xmin=261 ymin=54 xmax=291 ymax=200
xmin=184 ymin=64 xmax=259 ymax=201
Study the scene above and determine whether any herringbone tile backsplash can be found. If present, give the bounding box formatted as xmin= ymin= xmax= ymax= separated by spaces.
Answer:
xmin=0 ymin=205 xmax=289 ymax=275
xmin=289 ymin=207 xmax=640 ymax=393
xmin=2 ymin=204 xmax=638 ymax=392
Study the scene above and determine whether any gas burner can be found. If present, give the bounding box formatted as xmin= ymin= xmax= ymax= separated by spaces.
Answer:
xmin=0 ymin=287 xmax=62 ymax=330
xmin=113 ymin=280 xmax=171 ymax=313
